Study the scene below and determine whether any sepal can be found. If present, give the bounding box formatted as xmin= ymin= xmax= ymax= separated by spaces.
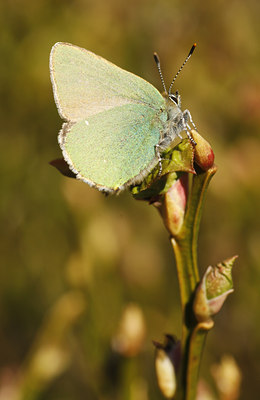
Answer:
xmin=193 ymin=256 xmax=237 ymax=323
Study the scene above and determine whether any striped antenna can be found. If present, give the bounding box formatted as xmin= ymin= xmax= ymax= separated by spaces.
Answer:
xmin=168 ymin=43 xmax=196 ymax=95
xmin=153 ymin=52 xmax=167 ymax=94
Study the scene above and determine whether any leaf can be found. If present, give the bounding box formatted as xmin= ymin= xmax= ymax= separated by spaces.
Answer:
xmin=131 ymin=139 xmax=195 ymax=200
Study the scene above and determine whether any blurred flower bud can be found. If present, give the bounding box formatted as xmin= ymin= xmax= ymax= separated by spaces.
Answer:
xmin=211 ymin=355 xmax=242 ymax=400
xmin=111 ymin=303 xmax=146 ymax=357
xmin=191 ymin=130 xmax=215 ymax=171
xmin=155 ymin=174 xmax=188 ymax=236
xmin=154 ymin=335 xmax=181 ymax=398
xmin=193 ymin=256 xmax=237 ymax=323
xmin=196 ymin=379 xmax=217 ymax=400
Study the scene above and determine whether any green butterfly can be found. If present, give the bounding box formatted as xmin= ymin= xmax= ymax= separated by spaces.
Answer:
xmin=50 ymin=42 xmax=196 ymax=193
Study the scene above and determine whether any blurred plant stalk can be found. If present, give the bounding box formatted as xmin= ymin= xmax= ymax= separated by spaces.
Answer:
xmin=0 ymin=292 xmax=86 ymax=400
xmin=133 ymin=130 xmax=236 ymax=399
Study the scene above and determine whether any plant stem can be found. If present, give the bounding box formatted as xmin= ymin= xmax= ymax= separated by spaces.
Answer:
xmin=171 ymin=166 xmax=217 ymax=400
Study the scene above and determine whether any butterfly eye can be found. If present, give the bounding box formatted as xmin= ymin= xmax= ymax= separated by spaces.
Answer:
xmin=168 ymin=94 xmax=178 ymax=105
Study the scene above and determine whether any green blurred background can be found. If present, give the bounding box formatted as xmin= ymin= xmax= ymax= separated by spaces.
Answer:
xmin=1 ymin=0 xmax=260 ymax=399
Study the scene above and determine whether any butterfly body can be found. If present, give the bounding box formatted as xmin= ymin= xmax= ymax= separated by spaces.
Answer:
xmin=50 ymin=42 xmax=194 ymax=193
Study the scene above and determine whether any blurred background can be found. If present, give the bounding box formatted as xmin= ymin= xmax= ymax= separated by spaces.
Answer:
xmin=1 ymin=0 xmax=260 ymax=399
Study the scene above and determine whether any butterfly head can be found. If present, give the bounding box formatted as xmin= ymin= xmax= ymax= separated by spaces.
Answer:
xmin=168 ymin=90 xmax=181 ymax=107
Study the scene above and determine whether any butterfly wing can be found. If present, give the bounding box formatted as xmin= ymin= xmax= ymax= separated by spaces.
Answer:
xmin=50 ymin=42 xmax=165 ymax=121
xmin=59 ymin=103 xmax=167 ymax=192
xmin=50 ymin=42 xmax=169 ymax=191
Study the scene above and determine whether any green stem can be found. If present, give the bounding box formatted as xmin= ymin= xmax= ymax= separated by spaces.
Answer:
xmin=186 ymin=320 xmax=214 ymax=399
xmin=171 ymin=166 xmax=217 ymax=400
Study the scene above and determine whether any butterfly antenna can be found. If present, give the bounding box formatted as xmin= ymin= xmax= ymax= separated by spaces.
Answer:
xmin=168 ymin=43 xmax=196 ymax=95
xmin=153 ymin=52 xmax=167 ymax=94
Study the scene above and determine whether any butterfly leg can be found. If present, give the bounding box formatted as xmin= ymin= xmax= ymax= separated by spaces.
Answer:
xmin=155 ymin=144 xmax=163 ymax=175
xmin=176 ymin=131 xmax=184 ymax=140
xmin=155 ymin=129 xmax=179 ymax=175
xmin=183 ymin=125 xmax=196 ymax=145
xmin=183 ymin=109 xmax=197 ymax=131
xmin=182 ymin=110 xmax=197 ymax=145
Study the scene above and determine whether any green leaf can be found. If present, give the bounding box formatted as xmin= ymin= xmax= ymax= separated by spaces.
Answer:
xmin=131 ymin=139 xmax=195 ymax=200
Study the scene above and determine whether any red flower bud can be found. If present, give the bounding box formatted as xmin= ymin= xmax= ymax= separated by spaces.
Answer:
xmin=155 ymin=174 xmax=189 ymax=236
xmin=191 ymin=130 xmax=215 ymax=171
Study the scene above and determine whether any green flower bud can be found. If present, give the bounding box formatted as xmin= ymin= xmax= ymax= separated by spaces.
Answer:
xmin=193 ymin=256 xmax=237 ymax=323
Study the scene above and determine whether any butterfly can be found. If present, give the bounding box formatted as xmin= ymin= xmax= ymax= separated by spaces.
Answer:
xmin=50 ymin=42 xmax=196 ymax=193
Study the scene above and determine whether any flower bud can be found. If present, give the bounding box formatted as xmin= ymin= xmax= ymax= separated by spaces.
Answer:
xmin=191 ymin=130 xmax=215 ymax=171
xmin=111 ymin=303 xmax=146 ymax=357
xmin=154 ymin=174 xmax=188 ymax=236
xmin=193 ymin=256 xmax=237 ymax=323
xmin=211 ymin=355 xmax=242 ymax=399
xmin=154 ymin=335 xmax=181 ymax=398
